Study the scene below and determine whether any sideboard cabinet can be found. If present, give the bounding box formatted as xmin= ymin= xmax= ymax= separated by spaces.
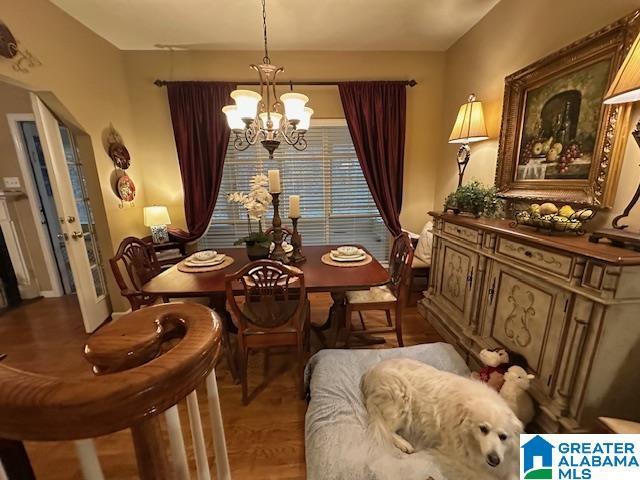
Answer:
xmin=418 ymin=212 xmax=640 ymax=433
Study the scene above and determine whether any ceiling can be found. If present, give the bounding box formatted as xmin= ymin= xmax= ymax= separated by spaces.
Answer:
xmin=50 ymin=0 xmax=500 ymax=51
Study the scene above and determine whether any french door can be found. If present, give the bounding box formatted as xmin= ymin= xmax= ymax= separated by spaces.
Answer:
xmin=31 ymin=94 xmax=109 ymax=332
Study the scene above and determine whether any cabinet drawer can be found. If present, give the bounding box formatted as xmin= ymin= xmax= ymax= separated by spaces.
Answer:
xmin=443 ymin=222 xmax=479 ymax=244
xmin=497 ymin=237 xmax=573 ymax=278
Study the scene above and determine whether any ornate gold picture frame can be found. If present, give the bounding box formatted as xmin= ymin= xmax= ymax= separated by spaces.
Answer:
xmin=495 ymin=10 xmax=640 ymax=207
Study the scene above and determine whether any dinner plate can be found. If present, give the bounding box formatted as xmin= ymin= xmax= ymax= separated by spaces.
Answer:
xmin=270 ymin=242 xmax=294 ymax=253
xmin=330 ymin=249 xmax=365 ymax=259
xmin=329 ymin=253 xmax=367 ymax=262
xmin=185 ymin=254 xmax=226 ymax=267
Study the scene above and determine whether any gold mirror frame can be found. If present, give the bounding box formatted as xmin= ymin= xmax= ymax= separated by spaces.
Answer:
xmin=495 ymin=10 xmax=640 ymax=208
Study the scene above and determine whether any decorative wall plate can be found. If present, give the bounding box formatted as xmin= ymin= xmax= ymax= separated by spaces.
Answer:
xmin=0 ymin=22 xmax=17 ymax=59
xmin=108 ymin=142 xmax=131 ymax=170
xmin=117 ymin=173 xmax=136 ymax=202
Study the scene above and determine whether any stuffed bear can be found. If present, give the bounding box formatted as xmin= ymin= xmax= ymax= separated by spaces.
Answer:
xmin=471 ymin=348 xmax=528 ymax=391
xmin=500 ymin=365 xmax=536 ymax=425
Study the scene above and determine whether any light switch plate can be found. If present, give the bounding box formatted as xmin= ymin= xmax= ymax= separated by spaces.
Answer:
xmin=3 ymin=177 xmax=21 ymax=189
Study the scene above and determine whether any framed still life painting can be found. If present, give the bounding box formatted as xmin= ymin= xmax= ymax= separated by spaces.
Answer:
xmin=495 ymin=10 xmax=640 ymax=207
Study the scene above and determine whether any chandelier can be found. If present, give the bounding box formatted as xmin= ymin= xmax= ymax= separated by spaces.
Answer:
xmin=222 ymin=0 xmax=313 ymax=158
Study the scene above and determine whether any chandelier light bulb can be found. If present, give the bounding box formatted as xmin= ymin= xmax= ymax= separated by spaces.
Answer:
xmin=222 ymin=105 xmax=245 ymax=130
xmin=280 ymin=92 xmax=309 ymax=124
xmin=230 ymin=89 xmax=262 ymax=121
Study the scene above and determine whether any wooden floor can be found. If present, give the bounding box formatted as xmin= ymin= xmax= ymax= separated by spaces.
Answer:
xmin=0 ymin=293 xmax=442 ymax=479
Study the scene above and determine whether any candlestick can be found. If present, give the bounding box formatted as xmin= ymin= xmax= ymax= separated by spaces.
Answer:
xmin=290 ymin=217 xmax=306 ymax=265
xmin=289 ymin=195 xmax=300 ymax=218
xmin=269 ymin=192 xmax=289 ymax=264
xmin=268 ymin=169 xmax=281 ymax=193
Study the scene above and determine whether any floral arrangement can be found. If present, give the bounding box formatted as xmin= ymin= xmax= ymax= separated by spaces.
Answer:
xmin=227 ymin=173 xmax=273 ymax=248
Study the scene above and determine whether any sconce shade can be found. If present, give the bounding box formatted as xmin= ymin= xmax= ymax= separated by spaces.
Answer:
xmin=230 ymin=89 xmax=262 ymax=120
xmin=298 ymin=107 xmax=314 ymax=131
xmin=144 ymin=205 xmax=171 ymax=226
xmin=448 ymin=95 xmax=489 ymax=144
xmin=222 ymin=105 xmax=244 ymax=130
xmin=280 ymin=92 xmax=308 ymax=122
xmin=259 ymin=112 xmax=283 ymax=130
xmin=604 ymin=32 xmax=640 ymax=104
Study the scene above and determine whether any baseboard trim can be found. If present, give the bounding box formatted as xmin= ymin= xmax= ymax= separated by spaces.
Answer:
xmin=111 ymin=308 xmax=132 ymax=320
xmin=39 ymin=290 xmax=59 ymax=298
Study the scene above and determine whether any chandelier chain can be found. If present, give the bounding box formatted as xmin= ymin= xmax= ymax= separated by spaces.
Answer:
xmin=261 ymin=0 xmax=270 ymax=64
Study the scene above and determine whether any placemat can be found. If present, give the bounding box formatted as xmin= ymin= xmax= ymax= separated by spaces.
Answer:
xmin=320 ymin=252 xmax=372 ymax=267
xmin=177 ymin=256 xmax=235 ymax=273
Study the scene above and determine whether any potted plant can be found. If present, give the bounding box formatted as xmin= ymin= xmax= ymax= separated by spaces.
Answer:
xmin=227 ymin=174 xmax=273 ymax=260
xmin=444 ymin=181 xmax=502 ymax=218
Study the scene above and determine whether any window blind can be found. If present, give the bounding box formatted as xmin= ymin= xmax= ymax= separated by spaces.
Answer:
xmin=199 ymin=122 xmax=391 ymax=261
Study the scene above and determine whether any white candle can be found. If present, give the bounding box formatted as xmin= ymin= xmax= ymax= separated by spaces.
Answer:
xmin=289 ymin=195 xmax=300 ymax=218
xmin=268 ymin=169 xmax=281 ymax=193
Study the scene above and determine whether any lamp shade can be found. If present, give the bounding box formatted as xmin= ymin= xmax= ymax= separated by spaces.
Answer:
xmin=448 ymin=94 xmax=489 ymax=144
xmin=280 ymin=92 xmax=309 ymax=122
xmin=259 ymin=112 xmax=282 ymax=130
xmin=604 ymin=32 xmax=640 ymax=104
xmin=298 ymin=107 xmax=314 ymax=131
xmin=222 ymin=105 xmax=244 ymax=130
xmin=230 ymin=89 xmax=262 ymax=120
xmin=144 ymin=206 xmax=171 ymax=226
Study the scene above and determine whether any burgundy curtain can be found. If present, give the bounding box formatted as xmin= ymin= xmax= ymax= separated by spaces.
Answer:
xmin=338 ymin=81 xmax=407 ymax=236
xmin=166 ymin=81 xmax=236 ymax=241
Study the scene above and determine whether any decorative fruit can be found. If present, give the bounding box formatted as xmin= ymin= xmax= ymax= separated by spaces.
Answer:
xmin=529 ymin=203 xmax=541 ymax=215
xmin=574 ymin=208 xmax=594 ymax=220
xmin=552 ymin=142 xmax=563 ymax=154
xmin=532 ymin=142 xmax=543 ymax=155
xmin=542 ymin=137 xmax=554 ymax=154
xmin=558 ymin=205 xmax=575 ymax=218
xmin=547 ymin=149 xmax=559 ymax=162
xmin=539 ymin=202 xmax=558 ymax=215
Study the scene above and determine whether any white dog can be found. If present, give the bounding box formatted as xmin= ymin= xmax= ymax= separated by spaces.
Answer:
xmin=361 ymin=358 xmax=522 ymax=480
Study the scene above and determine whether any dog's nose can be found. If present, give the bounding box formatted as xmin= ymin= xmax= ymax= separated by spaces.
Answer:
xmin=487 ymin=453 xmax=500 ymax=467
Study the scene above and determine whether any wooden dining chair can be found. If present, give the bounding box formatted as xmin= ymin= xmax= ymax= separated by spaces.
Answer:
xmin=343 ymin=233 xmax=414 ymax=347
xmin=225 ymin=260 xmax=309 ymax=404
xmin=109 ymin=236 xmax=164 ymax=310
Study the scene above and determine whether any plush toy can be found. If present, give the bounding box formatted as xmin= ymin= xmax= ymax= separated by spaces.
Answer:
xmin=471 ymin=348 xmax=528 ymax=391
xmin=500 ymin=365 xmax=536 ymax=425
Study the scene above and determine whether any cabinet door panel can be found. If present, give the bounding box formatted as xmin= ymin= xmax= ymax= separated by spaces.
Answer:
xmin=486 ymin=263 xmax=569 ymax=395
xmin=437 ymin=241 xmax=478 ymax=329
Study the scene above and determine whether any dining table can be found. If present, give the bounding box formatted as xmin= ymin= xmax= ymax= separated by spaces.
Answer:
xmin=142 ymin=245 xmax=390 ymax=377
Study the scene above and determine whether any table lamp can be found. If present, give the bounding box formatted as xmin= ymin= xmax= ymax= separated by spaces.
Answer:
xmin=144 ymin=205 xmax=171 ymax=244
xmin=448 ymin=93 xmax=489 ymax=187
xmin=590 ymin=30 xmax=640 ymax=250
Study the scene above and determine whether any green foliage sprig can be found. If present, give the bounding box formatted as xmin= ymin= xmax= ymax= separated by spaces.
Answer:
xmin=444 ymin=181 xmax=503 ymax=218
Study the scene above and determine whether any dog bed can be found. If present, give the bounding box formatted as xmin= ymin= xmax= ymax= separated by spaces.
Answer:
xmin=304 ymin=343 xmax=470 ymax=480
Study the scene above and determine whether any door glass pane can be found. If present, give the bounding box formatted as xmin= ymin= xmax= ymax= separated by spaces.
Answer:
xmin=59 ymin=126 xmax=106 ymax=299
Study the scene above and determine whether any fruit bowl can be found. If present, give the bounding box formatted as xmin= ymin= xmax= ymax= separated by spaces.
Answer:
xmin=511 ymin=203 xmax=595 ymax=235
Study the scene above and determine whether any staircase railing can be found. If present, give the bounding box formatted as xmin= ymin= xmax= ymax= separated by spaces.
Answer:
xmin=0 ymin=302 xmax=231 ymax=480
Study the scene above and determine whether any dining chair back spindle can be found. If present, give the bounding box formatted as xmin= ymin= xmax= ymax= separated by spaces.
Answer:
xmin=225 ymin=260 xmax=309 ymax=404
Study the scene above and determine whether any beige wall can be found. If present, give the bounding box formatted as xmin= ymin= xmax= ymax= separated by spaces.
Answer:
xmin=123 ymin=50 xmax=446 ymax=233
xmin=439 ymin=0 xmax=640 ymax=230
xmin=0 ymin=82 xmax=51 ymax=292
xmin=0 ymin=0 xmax=148 ymax=311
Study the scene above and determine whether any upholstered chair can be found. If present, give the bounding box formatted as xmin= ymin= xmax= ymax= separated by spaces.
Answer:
xmin=343 ymin=233 xmax=414 ymax=347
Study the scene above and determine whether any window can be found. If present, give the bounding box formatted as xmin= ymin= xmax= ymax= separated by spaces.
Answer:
xmin=200 ymin=120 xmax=391 ymax=260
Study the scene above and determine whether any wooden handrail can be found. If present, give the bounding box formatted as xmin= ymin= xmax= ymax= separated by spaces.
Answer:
xmin=0 ymin=302 xmax=222 ymax=441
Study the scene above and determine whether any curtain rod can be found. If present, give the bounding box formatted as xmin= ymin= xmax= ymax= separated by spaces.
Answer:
xmin=153 ymin=79 xmax=417 ymax=87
